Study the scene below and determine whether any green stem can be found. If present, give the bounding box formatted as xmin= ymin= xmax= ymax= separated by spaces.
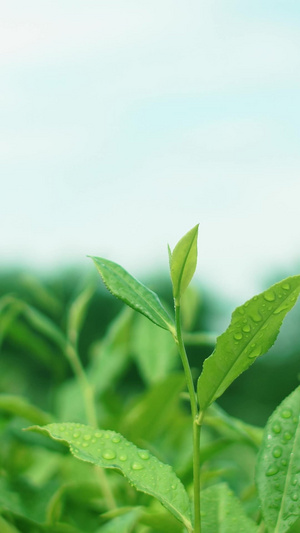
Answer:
xmin=183 ymin=331 xmax=217 ymax=347
xmin=65 ymin=343 xmax=98 ymax=427
xmin=193 ymin=419 xmax=201 ymax=533
xmin=174 ymin=304 xmax=198 ymax=420
xmin=65 ymin=342 xmax=117 ymax=510
xmin=174 ymin=304 xmax=201 ymax=533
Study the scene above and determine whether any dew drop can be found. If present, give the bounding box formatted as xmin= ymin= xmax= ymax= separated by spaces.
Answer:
xmin=272 ymin=422 xmax=282 ymax=434
xmin=119 ymin=454 xmax=127 ymax=461
xmin=282 ymin=283 xmax=290 ymax=291
xmin=250 ymin=311 xmax=263 ymax=323
xmin=264 ymin=290 xmax=276 ymax=302
xmin=105 ymin=434 xmax=110 ymax=440
xmin=112 ymin=436 xmax=121 ymax=443
xmin=283 ymin=432 xmax=292 ymax=441
xmin=242 ymin=324 xmax=251 ymax=333
xmin=248 ymin=344 xmax=262 ymax=359
xmin=234 ymin=332 xmax=243 ymax=341
xmin=281 ymin=409 xmax=292 ymax=419
xmin=102 ymin=450 xmax=116 ymax=460
xmin=274 ymin=303 xmax=290 ymax=315
xmin=266 ymin=465 xmax=279 ymax=477
xmin=292 ymin=478 xmax=298 ymax=486
xmin=73 ymin=432 xmax=80 ymax=439
xmin=83 ymin=434 xmax=91 ymax=441
xmin=95 ymin=432 xmax=102 ymax=438
xmin=82 ymin=442 xmax=89 ymax=448
xmin=138 ymin=451 xmax=150 ymax=460
xmin=131 ymin=462 xmax=143 ymax=470
xmin=91 ymin=439 xmax=96 ymax=444
xmin=281 ymin=459 xmax=287 ymax=466
xmin=292 ymin=493 xmax=299 ymax=502
xmin=272 ymin=446 xmax=283 ymax=458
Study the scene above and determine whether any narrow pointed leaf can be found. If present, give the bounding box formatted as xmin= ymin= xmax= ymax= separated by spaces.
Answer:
xmin=28 ymin=423 xmax=192 ymax=531
xmin=67 ymin=283 xmax=95 ymax=345
xmin=201 ymin=483 xmax=258 ymax=532
xmin=169 ymin=224 xmax=199 ymax=302
xmin=198 ymin=276 xmax=300 ymax=410
xmin=256 ymin=386 xmax=300 ymax=533
xmin=0 ymin=394 xmax=53 ymax=425
xmin=90 ymin=257 xmax=174 ymax=333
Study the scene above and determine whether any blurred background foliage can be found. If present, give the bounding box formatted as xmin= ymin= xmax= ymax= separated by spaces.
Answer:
xmin=0 ymin=263 xmax=299 ymax=531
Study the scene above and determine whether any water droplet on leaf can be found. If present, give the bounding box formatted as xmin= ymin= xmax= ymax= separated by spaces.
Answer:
xmin=250 ymin=311 xmax=263 ymax=323
xmin=248 ymin=344 xmax=261 ymax=359
xmin=282 ymin=283 xmax=290 ymax=291
xmin=73 ymin=432 xmax=80 ymax=439
xmin=272 ymin=446 xmax=282 ymax=458
xmin=112 ymin=436 xmax=120 ymax=443
xmin=266 ymin=465 xmax=279 ymax=477
xmin=119 ymin=454 xmax=127 ymax=461
xmin=283 ymin=432 xmax=292 ymax=441
xmin=264 ymin=290 xmax=276 ymax=302
xmin=84 ymin=434 xmax=91 ymax=441
xmin=242 ymin=324 xmax=251 ymax=332
xmin=281 ymin=409 xmax=292 ymax=419
xmin=234 ymin=332 xmax=243 ymax=340
xmin=102 ymin=450 xmax=116 ymax=460
xmin=138 ymin=451 xmax=150 ymax=460
xmin=272 ymin=423 xmax=282 ymax=434
xmin=131 ymin=462 xmax=143 ymax=470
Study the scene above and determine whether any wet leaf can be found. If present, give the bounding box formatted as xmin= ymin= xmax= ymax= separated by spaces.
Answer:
xmin=90 ymin=257 xmax=174 ymax=333
xmin=169 ymin=224 xmax=199 ymax=303
xmin=201 ymin=483 xmax=258 ymax=532
xmin=28 ymin=423 xmax=192 ymax=531
xmin=256 ymin=386 xmax=300 ymax=533
xmin=198 ymin=276 xmax=300 ymax=410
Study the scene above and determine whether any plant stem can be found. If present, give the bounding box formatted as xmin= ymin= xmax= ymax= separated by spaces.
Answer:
xmin=183 ymin=331 xmax=217 ymax=347
xmin=174 ymin=304 xmax=201 ymax=533
xmin=65 ymin=342 xmax=98 ymax=427
xmin=174 ymin=304 xmax=198 ymax=420
xmin=193 ymin=418 xmax=201 ymax=533
xmin=65 ymin=342 xmax=117 ymax=510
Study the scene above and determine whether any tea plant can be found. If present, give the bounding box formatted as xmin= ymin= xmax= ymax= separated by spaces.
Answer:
xmin=1 ymin=225 xmax=300 ymax=532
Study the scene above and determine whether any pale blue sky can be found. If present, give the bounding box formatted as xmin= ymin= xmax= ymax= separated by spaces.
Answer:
xmin=2 ymin=1 xmax=300 ymax=301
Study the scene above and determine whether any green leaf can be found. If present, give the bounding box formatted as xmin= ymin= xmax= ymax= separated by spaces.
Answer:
xmin=120 ymin=374 xmax=186 ymax=443
xmin=256 ymin=386 xmax=300 ymax=533
xmin=0 ymin=394 xmax=53 ymax=425
xmin=197 ymin=276 xmax=300 ymax=410
xmin=130 ymin=314 xmax=178 ymax=385
xmin=96 ymin=508 xmax=140 ymax=533
xmin=169 ymin=224 xmax=199 ymax=302
xmin=28 ymin=423 xmax=192 ymax=531
xmin=67 ymin=283 xmax=95 ymax=346
xmin=0 ymin=516 xmax=21 ymax=533
xmin=201 ymin=483 xmax=258 ymax=532
xmin=90 ymin=256 xmax=175 ymax=333
xmin=205 ymin=403 xmax=263 ymax=449
xmin=23 ymin=304 xmax=66 ymax=350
